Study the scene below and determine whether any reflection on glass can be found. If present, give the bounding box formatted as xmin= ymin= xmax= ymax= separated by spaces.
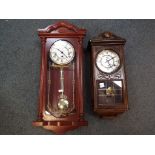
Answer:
xmin=113 ymin=81 xmax=122 ymax=88
xmin=97 ymin=80 xmax=123 ymax=105
xmin=99 ymin=82 xmax=105 ymax=88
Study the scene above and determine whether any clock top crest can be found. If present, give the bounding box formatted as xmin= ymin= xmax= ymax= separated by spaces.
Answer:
xmin=90 ymin=31 xmax=126 ymax=44
xmin=37 ymin=21 xmax=86 ymax=36
xmin=33 ymin=21 xmax=87 ymax=134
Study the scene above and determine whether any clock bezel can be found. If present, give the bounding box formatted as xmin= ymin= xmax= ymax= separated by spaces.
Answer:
xmin=49 ymin=40 xmax=75 ymax=65
xmin=95 ymin=48 xmax=122 ymax=75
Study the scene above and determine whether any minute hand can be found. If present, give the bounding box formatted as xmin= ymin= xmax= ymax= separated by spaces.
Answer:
xmin=106 ymin=56 xmax=116 ymax=63
xmin=55 ymin=48 xmax=68 ymax=58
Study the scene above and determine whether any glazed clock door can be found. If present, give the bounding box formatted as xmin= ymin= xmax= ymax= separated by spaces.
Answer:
xmin=96 ymin=49 xmax=123 ymax=106
xmin=33 ymin=21 xmax=87 ymax=134
xmin=90 ymin=32 xmax=128 ymax=117
xmin=96 ymin=49 xmax=121 ymax=74
xmin=46 ymin=39 xmax=76 ymax=118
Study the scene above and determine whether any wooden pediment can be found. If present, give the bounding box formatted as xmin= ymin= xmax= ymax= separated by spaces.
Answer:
xmin=38 ymin=21 xmax=86 ymax=37
xmin=90 ymin=32 xmax=126 ymax=45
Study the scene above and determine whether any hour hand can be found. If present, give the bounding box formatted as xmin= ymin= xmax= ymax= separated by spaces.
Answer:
xmin=106 ymin=56 xmax=116 ymax=62
xmin=55 ymin=48 xmax=68 ymax=58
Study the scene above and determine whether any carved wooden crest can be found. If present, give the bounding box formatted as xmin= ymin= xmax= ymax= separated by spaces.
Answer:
xmin=90 ymin=32 xmax=126 ymax=45
xmin=38 ymin=21 xmax=86 ymax=37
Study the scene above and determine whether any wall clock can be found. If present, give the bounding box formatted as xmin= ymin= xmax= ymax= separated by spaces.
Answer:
xmin=33 ymin=21 xmax=87 ymax=134
xmin=90 ymin=32 xmax=128 ymax=117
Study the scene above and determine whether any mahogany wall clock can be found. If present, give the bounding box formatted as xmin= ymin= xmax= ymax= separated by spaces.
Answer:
xmin=33 ymin=21 xmax=87 ymax=134
xmin=90 ymin=32 xmax=128 ymax=117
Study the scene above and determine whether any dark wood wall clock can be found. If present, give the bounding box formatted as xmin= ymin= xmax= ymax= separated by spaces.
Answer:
xmin=90 ymin=32 xmax=128 ymax=117
xmin=33 ymin=21 xmax=87 ymax=134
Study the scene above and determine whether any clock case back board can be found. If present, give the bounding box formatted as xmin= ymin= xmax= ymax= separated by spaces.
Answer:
xmin=90 ymin=32 xmax=128 ymax=117
xmin=33 ymin=21 xmax=87 ymax=134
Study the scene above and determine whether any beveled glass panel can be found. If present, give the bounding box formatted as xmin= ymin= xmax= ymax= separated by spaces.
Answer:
xmin=97 ymin=80 xmax=123 ymax=106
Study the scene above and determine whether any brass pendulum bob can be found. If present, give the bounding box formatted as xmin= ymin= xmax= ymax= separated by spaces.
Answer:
xmin=106 ymin=86 xmax=115 ymax=96
xmin=58 ymin=98 xmax=69 ymax=111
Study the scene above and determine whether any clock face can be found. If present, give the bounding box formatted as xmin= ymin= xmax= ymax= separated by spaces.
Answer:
xmin=50 ymin=40 xmax=75 ymax=65
xmin=96 ymin=49 xmax=120 ymax=73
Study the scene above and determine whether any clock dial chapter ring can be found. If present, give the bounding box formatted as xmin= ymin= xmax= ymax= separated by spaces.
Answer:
xmin=49 ymin=40 xmax=75 ymax=65
xmin=96 ymin=49 xmax=121 ymax=74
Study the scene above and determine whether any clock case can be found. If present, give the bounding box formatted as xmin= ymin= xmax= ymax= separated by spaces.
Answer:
xmin=33 ymin=21 xmax=87 ymax=134
xmin=90 ymin=32 xmax=128 ymax=117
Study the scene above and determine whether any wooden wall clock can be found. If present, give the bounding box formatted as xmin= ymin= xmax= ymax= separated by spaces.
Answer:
xmin=90 ymin=32 xmax=128 ymax=117
xmin=33 ymin=21 xmax=87 ymax=134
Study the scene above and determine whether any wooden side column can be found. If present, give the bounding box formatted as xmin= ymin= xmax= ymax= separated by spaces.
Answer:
xmin=77 ymin=37 xmax=84 ymax=121
xmin=38 ymin=37 xmax=47 ymax=120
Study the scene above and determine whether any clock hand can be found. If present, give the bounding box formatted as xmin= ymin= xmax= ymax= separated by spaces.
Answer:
xmin=106 ymin=56 xmax=116 ymax=63
xmin=64 ymin=46 xmax=69 ymax=51
xmin=102 ymin=56 xmax=115 ymax=68
xmin=55 ymin=48 xmax=68 ymax=58
xmin=107 ymin=60 xmax=113 ymax=68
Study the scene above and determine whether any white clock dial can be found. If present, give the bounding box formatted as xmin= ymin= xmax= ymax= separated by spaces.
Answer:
xmin=96 ymin=49 xmax=120 ymax=73
xmin=50 ymin=40 xmax=75 ymax=65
